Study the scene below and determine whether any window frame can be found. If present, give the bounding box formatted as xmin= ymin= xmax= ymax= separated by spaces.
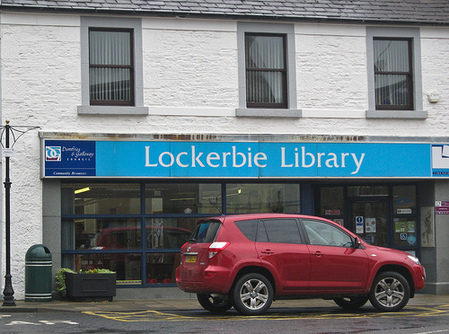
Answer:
xmin=245 ymin=33 xmax=288 ymax=109
xmin=373 ymin=37 xmax=414 ymax=111
xmin=79 ymin=17 xmax=148 ymax=115
xmin=366 ymin=27 xmax=426 ymax=119
xmin=236 ymin=22 xmax=301 ymax=118
xmin=88 ymin=27 xmax=135 ymax=107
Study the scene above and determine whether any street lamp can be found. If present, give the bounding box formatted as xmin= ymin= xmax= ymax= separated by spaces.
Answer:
xmin=1 ymin=120 xmax=39 ymax=306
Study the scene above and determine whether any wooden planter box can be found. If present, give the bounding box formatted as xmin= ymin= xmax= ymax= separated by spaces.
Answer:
xmin=65 ymin=272 xmax=117 ymax=301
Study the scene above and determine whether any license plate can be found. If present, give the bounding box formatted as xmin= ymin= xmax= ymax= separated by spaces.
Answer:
xmin=186 ymin=255 xmax=197 ymax=263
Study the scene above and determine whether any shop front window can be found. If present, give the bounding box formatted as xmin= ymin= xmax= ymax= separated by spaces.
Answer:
xmin=62 ymin=183 xmax=141 ymax=215
xmin=145 ymin=183 xmax=222 ymax=214
xmin=62 ymin=181 xmax=302 ymax=286
xmin=226 ymin=183 xmax=300 ymax=213
xmin=62 ymin=218 xmax=141 ymax=250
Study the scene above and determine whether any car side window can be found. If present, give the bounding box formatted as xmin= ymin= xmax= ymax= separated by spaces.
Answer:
xmin=260 ymin=219 xmax=302 ymax=244
xmin=235 ymin=219 xmax=259 ymax=241
xmin=303 ymin=219 xmax=353 ymax=247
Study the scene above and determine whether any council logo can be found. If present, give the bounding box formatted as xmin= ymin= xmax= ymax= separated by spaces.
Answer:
xmin=46 ymin=146 xmax=61 ymax=161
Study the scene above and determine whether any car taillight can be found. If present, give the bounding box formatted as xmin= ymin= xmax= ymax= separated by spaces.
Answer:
xmin=208 ymin=242 xmax=230 ymax=259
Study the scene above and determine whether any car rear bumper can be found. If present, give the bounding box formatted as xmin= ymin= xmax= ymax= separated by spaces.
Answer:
xmin=176 ymin=265 xmax=232 ymax=294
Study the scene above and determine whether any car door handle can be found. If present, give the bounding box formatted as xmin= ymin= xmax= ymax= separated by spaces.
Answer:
xmin=261 ymin=249 xmax=274 ymax=254
xmin=312 ymin=251 xmax=323 ymax=257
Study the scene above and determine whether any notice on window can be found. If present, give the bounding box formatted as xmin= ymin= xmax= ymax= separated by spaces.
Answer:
xmin=355 ymin=216 xmax=364 ymax=233
xmin=365 ymin=218 xmax=376 ymax=233
xmin=395 ymin=221 xmax=415 ymax=233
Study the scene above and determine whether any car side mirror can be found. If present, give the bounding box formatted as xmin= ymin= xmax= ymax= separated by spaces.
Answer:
xmin=354 ymin=237 xmax=362 ymax=249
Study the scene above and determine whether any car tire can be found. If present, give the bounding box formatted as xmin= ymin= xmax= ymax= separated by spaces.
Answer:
xmin=197 ymin=293 xmax=233 ymax=314
xmin=333 ymin=296 xmax=369 ymax=310
xmin=369 ymin=271 xmax=410 ymax=312
xmin=232 ymin=273 xmax=273 ymax=316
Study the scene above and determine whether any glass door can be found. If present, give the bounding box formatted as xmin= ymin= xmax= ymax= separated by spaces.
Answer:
xmin=351 ymin=200 xmax=389 ymax=247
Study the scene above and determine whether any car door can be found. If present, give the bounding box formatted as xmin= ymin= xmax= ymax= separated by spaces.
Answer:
xmin=255 ymin=218 xmax=310 ymax=292
xmin=301 ymin=219 xmax=369 ymax=292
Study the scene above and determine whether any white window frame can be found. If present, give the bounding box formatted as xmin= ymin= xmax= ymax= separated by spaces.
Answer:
xmin=78 ymin=17 xmax=148 ymax=115
xmin=236 ymin=22 xmax=301 ymax=118
xmin=366 ymin=27 xmax=426 ymax=119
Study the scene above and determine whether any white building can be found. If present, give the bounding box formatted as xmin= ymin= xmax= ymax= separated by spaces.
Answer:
xmin=0 ymin=0 xmax=448 ymax=300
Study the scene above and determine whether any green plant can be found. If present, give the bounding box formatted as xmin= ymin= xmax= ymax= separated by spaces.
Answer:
xmin=56 ymin=268 xmax=75 ymax=297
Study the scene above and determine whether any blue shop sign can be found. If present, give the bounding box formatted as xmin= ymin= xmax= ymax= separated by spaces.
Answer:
xmin=43 ymin=140 xmax=447 ymax=178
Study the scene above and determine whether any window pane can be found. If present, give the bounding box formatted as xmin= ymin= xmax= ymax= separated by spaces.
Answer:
xmin=374 ymin=40 xmax=409 ymax=72
xmin=62 ymin=183 xmax=141 ymax=215
xmin=90 ymin=67 xmax=131 ymax=102
xmin=62 ymin=218 xmax=141 ymax=250
xmin=375 ymin=74 xmax=409 ymax=107
xmin=246 ymin=70 xmax=284 ymax=104
xmin=145 ymin=218 xmax=195 ymax=249
xmin=393 ymin=185 xmax=416 ymax=215
xmin=90 ymin=30 xmax=131 ymax=66
xmin=145 ymin=183 xmax=221 ymax=214
xmin=226 ymin=183 xmax=300 ymax=213
xmin=246 ymin=35 xmax=284 ymax=69
xmin=320 ymin=186 xmax=344 ymax=216
xmin=147 ymin=252 xmax=179 ymax=284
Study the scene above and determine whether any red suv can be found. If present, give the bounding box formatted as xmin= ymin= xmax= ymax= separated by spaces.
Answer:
xmin=176 ymin=214 xmax=425 ymax=315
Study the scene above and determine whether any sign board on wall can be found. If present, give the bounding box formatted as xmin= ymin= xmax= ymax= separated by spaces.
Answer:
xmin=42 ymin=140 xmax=447 ymax=178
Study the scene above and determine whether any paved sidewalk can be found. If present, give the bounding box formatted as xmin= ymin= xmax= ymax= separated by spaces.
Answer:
xmin=1 ymin=293 xmax=448 ymax=313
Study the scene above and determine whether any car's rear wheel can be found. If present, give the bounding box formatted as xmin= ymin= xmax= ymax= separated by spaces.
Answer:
xmin=197 ymin=293 xmax=233 ymax=314
xmin=333 ymin=296 xmax=369 ymax=310
xmin=369 ymin=271 xmax=410 ymax=312
xmin=232 ymin=273 xmax=273 ymax=316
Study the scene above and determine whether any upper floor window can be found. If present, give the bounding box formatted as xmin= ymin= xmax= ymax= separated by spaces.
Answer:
xmin=366 ymin=27 xmax=426 ymax=119
xmin=89 ymin=28 xmax=134 ymax=106
xmin=236 ymin=23 xmax=301 ymax=118
xmin=373 ymin=38 xmax=413 ymax=110
xmin=79 ymin=17 xmax=147 ymax=115
xmin=245 ymin=33 xmax=287 ymax=109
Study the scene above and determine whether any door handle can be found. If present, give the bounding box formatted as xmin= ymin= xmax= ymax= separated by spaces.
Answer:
xmin=261 ymin=249 xmax=274 ymax=255
xmin=312 ymin=251 xmax=323 ymax=257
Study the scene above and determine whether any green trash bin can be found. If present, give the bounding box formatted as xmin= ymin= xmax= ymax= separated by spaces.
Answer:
xmin=25 ymin=244 xmax=52 ymax=302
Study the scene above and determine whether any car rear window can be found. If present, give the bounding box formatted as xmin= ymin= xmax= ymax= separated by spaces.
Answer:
xmin=190 ymin=220 xmax=221 ymax=243
xmin=234 ymin=219 xmax=258 ymax=241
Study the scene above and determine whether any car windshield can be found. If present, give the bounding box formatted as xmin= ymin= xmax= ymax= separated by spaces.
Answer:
xmin=190 ymin=220 xmax=221 ymax=243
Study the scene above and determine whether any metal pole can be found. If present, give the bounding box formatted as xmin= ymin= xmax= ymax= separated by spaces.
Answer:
xmin=3 ymin=120 xmax=15 ymax=306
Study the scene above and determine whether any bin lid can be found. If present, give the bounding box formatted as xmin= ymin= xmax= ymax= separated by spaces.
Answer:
xmin=25 ymin=244 xmax=52 ymax=261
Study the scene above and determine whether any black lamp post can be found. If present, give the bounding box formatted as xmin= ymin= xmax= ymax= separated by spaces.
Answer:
xmin=1 ymin=120 xmax=39 ymax=306
xmin=2 ymin=121 xmax=14 ymax=306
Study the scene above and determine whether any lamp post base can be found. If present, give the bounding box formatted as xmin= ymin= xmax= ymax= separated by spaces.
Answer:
xmin=2 ymin=274 xmax=16 ymax=306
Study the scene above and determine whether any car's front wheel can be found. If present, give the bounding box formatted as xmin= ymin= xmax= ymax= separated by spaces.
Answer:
xmin=333 ymin=296 xmax=369 ymax=310
xmin=369 ymin=271 xmax=410 ymax=312
xmin=232 ymin=273 xmax=273 ymax=316
xmin=197 ymin=293 xmax=233 ymax=314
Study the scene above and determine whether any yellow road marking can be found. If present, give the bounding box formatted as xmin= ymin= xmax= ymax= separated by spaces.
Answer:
xmin=83 ymin=304 xmax=449 ymax=322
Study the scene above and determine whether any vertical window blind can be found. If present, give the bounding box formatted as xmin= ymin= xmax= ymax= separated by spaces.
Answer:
xmin=373 ymin=38 xmax=413 ymax=110
xmin=245 ymin=34 xmax=287 ymax=108
xmin=89 ymin=29 xmax=134 ymax=106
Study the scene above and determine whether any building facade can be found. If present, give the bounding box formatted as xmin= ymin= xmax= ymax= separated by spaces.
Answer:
xmin=1 ymin=0 xmax=449 ymax=300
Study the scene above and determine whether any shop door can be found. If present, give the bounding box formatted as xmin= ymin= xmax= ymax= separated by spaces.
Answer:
xmin=351 ymin=200 xmax=389 ymax=247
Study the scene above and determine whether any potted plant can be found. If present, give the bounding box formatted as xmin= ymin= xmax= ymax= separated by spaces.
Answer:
xmin=56 ymin=268 xmax=116 ymax=301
